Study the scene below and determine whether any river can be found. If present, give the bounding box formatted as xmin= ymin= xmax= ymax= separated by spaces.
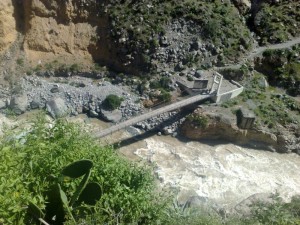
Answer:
xmin=78 ymin=115 xmax=300 ymax=210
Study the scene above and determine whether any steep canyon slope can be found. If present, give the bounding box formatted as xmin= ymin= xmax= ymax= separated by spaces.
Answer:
xmin=0 ymin=0 xmax=17 ymax=53
xmin=2 ymin=0 xmax=298 ymax=75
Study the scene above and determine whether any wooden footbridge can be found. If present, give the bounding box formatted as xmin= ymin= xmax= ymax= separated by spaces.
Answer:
xmin=94 ymin=93 xmax=211 ymax=138
xmin=95 ymin=72 xmax=243 ymax=138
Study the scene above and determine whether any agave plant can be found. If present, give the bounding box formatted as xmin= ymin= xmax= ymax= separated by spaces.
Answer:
xmin=28 ymin=160 xmax=102 ymax=225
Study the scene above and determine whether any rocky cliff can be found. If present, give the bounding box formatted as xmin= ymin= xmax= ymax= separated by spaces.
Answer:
xmin=0 ymin=0 xmax=17 ymax=53
xmin=180 ymin=107 xmax=300 ymax=153
xmin=22 ymin=0 xmax=116 ymax=70
xmin=0 ymin=0 xmax=145 ymax=74
xmin=0 ymin=0 xmax=256 ymax=75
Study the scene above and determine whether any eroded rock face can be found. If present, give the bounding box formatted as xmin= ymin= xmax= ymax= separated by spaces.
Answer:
xmin=23 ymin=0 xmax=106 ymax=65
xmin=180 ymin=107 xmax=300 ymax=153
xmin=0 ymin=0 xmax=17 ymax=53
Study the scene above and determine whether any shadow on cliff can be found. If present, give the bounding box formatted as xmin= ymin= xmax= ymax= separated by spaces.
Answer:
xmin=12 ymin=0 xmax=25 ymax=34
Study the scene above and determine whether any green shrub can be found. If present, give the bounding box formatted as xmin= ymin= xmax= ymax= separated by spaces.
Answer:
xmin=150 ymin=77 xmax=172 ymax=91
xmin=16 ymin=58 xmax=24 ymax=66
xmin=203 ymin=19 xmax=220 ymax=39
xmin=243 ymin=194 xmax=300 ymax=225
xmin=155 ymin=89 xmax=171 ymax=103
xmin=187 ymin=75 xmax=194 ymax=81
xmin=187 ymin=114 xmax=208 ymax=128
xmin=69 ymin=64 xmax=80 ymax=73
xmin=102 ymin=94 xmax=124 ymax=110
xmin=0 ymin=114 xmax=164 ymax=224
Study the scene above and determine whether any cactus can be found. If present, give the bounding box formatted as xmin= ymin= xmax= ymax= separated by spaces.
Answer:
xmin=69 ymin=169 xmax=91 ymax=206
xmin=28 ymin=159 xmax=102 ymax=224
xmin=28 ymin=201 xmax=45 ymax=220
xmin=58 ymin=184 xmax=75 ymax=223
xmin=61 ymin=159 xmax=93 ymax=178
xmin=44 ymin=184 xmax=66 ymax=224
xmin=77 ymin=182 xmax=102 ymax=206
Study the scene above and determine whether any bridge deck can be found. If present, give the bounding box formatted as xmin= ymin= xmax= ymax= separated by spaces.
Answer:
xmin=94 ymin=94 xmax=210 ymax=138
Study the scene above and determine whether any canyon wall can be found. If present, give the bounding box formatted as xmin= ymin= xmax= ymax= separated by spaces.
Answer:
xmin=0 ymin=0 xmax=17 ymax=53
xmin=0 ymin=0 xmax=141 ymax=73
xmin=22 ymin=0 xmax=109 ymax=67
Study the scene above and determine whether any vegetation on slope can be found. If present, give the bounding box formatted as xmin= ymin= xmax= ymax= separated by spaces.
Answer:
xmin=251 ymin=1 xmax=300 ymax=45
xmin=222 ymin=70 xmax=300 ymax=130
xmin=107 ymin=0 xmax=253 ymax=62
xmin=0 ymin=114 xmax=164 ymax=224
xmin=256 ymin=44 xmax=300 ymax=96
xmin=103 ymin=94 xmax=124 ymax=110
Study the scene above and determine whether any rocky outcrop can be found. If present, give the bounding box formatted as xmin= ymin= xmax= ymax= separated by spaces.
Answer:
xmin=46 ymin=97 xmax=68 ymax=118
xmin=100 ymin=109 xmax=122 ymax=123
xmin=9 ymin=94 xmax=28 ymax=115
xmin=231 ymin=0 xmax=251 ymax=15
xmin=0 ymin=0 xmax=17 ymax=53
xmin=17 ymin=75 xmax=142 ymax=121
xmin=180 ymin=107 xmax=300 ymax=153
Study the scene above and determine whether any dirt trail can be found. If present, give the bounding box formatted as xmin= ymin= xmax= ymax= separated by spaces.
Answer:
xmin=216 ymin=36 xmax=300 ymax=70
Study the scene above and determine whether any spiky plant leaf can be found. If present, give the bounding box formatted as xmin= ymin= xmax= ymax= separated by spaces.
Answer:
xmin=58 ymin=184 xmax=68 ymax=207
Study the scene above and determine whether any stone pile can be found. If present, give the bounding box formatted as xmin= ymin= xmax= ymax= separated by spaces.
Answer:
xmin=0 ymin=75 xmax=186 ymax=135
xmin=151 ymin=19 xmax=223 ymax=72
xmin=0 ymin=75 xmax=143 ymax=123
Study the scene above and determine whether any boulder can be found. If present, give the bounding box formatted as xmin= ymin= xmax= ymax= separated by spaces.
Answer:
xmin=163 ymin=127 xmax=173 ymax=135
xmin=258 ymin=76 xmax=269 ymax=89
xmin=46 ymin=97 xmax=68 ymax=118
xmin=100 ymin=109 xmax=122 ymax=123
xmin=89 ymin=110 xmax=98 ymax=118
xmin=231 ymin=0 xmax=251 ymax=15
xmin=10 ymin=94 xmax=28 ymax=115
xmin=50 ymin=87 xmax=59 ymax=93
xmin=0 ymin=100 xmax=6 ymax=109
xmin=30 ymin=100 xmax=42 ymax=109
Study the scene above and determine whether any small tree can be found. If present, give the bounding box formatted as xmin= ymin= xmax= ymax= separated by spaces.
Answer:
xmin=103 ymin=94 xmax=124 ymax=110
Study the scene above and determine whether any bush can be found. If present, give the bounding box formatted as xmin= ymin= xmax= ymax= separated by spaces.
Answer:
xmin=150 ymin=77 xmax=172 ymax=91
xmin=0 ymin=114 xmax=164 ymax=224
xmin=158 ymin=89 xmax=172 ymax=103
xmin=69 ymin=64 xmax=80 ymax=73
xmin=243 ymin=194 xmax=300 ymax=225
xmin=187 ymin=114 xmax=208 ymax=128
xmin=16 ymin=58 xmax=24 ymax=66
xmin=102 ymin=94 xmax=124 ymax=110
